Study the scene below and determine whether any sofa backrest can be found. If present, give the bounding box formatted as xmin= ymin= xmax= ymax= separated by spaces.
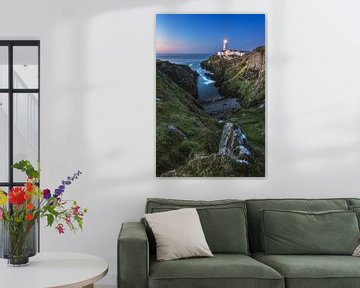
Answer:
xmin=245 ymin=198 xmax=349 ymax=252
xmin=348 ymin=198 xmax=360 ymax=207
xmin=145 ymin=198 xmax=249 ymax=255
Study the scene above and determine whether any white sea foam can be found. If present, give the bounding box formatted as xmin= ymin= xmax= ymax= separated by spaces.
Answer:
xmin=201 ymin=75 xmax=215 ymax=85
xmin=189 ymin=63 xmax=193 ymax=67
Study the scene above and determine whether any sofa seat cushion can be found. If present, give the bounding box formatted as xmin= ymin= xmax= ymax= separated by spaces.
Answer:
xmin=149 ymin=254 xmax=284 ymax=288
xmin=252 ymin=252 xmax=360 ymax=288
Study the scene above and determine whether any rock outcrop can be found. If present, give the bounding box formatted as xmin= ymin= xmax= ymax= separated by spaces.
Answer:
xmin=167 ymin=125 xmax=188 ymax=141
xmin=157 ymin=60 xmax=199 ymax=98
xmin=218 ymin=122 xmax=251 ymax=165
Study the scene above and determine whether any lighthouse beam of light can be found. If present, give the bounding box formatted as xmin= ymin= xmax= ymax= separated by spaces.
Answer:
xmin=223 ymin=39 xmax=228 ymax=51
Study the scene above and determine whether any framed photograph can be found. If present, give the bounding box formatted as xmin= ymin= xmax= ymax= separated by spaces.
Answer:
xmin=156 ymin=14 xmax=265 ymax=177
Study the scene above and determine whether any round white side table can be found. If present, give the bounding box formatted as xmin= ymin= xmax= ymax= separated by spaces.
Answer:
xmin=0 ymin=252 xmax=108 ymax=288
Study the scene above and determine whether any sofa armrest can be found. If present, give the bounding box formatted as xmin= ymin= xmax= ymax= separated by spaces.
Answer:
xmin=118 ymin=222 xmax=149 ymax=288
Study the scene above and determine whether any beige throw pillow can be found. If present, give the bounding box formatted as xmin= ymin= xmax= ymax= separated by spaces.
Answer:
xmin=145 ymin=208 xmax=213 ymax=261
xmin=353 ymin=244 xmax=360 ymax=256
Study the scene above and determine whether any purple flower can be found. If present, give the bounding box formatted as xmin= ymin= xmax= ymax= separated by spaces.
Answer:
xmin=54 ymin=189 xmax=63 ymax=198
xmin=54 ymin=170 xmax=82 ymax=199
xmin=43 ymin=189 xmax=51 ymax=200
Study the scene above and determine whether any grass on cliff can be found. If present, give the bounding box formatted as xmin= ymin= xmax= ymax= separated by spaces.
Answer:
xmin=228 ymin=108 xmax=265 ymax=151
xmin=221 ymin=61 xmax=265 ymax=108
xmin=162 ymin=154 xmax=249 ymax=177
xmin=156 ymin=70 xmax=222 ymax=176
xmin=227 ymin=107 xmax=265 ymax=176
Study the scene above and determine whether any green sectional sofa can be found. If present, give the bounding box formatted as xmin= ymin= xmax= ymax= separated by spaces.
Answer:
xmin=118 ymin=198 xmax=360 ymax=288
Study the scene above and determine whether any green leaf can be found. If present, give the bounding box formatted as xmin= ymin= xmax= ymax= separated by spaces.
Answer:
xmin=12 ymin=160 xmax=40 ymax=180
xmin=75 ymin=215 xmax=83 ymax=230
xmin=13 ymin=160 xmax=29 ymax=170
xmin=47 ymin=214 xmax=54 ymax=227
xmin=46 ymin=205 xmax=60 ymax=217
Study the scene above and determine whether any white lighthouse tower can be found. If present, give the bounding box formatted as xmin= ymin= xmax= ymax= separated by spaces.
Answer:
xmin=222 ymin=39 xmax=228 ymax=51
xmin=218 ymin=38 xmax=246 ymax=58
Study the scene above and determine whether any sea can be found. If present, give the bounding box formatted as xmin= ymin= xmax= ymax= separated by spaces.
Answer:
xmin=156 ymin=53 xmax=223 ymax=103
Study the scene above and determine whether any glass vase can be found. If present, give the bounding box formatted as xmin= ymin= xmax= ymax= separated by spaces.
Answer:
xmin=0 ymin=220 xmax=37 ymax=266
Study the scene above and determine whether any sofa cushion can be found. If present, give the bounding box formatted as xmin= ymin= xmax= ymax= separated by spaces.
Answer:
xmin=348 ymin=204 xmax=360 ymax=229
xmin=347 ymin=199 xmax=360 ymax=229
xmin=146 ymin=198 xmax=249 ymax=254
xmin=145 ymin=208 xmax=213 ymax=261
xmin=347 ymin=198 xmax=360 ymax=207
xmin=261 ymin=209 xmax=359 ymax=255
xmin=252 ymin=252 xmax=360 ymax=288
xmin=149 ymin=254 xmax=284 ymax=288
xmin=246 ymin=198 xmax=349 ymax=252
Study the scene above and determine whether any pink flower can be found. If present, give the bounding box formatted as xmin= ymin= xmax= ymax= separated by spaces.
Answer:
xmin=65 ymin=214 xmax=71 ymax=225
xmin=72 ymin=205 xmax=80 ymax=215
xmin=0 ymin=208 xmax=3 ymax=220
xmin=56 ymin=223 xmax=65 ymax=234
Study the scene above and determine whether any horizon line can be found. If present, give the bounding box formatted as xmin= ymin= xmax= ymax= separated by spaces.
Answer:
xmin=156 ymin=49 xmax=254 ymax=55
xmin=156 ymin=45 xmax=264 ymax=55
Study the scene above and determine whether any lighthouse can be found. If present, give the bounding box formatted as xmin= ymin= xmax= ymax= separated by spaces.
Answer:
xmin=218 ymin=39 xmax=246 ymax=58
xmin=222 ymin=39 xmax=228 ymax=51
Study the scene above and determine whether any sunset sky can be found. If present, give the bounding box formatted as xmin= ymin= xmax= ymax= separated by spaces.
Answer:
xmin=156 ymin=14 xmax=265 ymax=54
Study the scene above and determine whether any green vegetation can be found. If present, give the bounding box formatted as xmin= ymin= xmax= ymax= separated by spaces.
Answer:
xmin=162 ymin=154 xmax=248 ymax=177
xmin=156 ymin=47 xmax=266 ymax=177
xmin=229 ymin=108 xmax=265 ymax=153
xmin=156 ymin=69 xmax=222 ymax=176
xmin=228 ymin=108 xmax=265 ymax=177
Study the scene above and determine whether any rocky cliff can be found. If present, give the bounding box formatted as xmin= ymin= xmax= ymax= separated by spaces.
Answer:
xmin=201 ymin=46 xmax=265 ymax=108
xmin=156 ymin=59 xmax=265 ymax=177
xmin=156 ymin=60 xmax=221 ymax=176
xmin=156 ymin=60 xmax=199 ymax=98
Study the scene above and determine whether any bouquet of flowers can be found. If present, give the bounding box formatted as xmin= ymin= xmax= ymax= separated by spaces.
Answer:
xmin=0 ymin=160 xmax=87 ymax=265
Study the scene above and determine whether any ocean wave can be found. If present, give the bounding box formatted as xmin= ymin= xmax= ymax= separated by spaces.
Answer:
xmin=189 ymin=63 xmax=193 ymax=67
xmin=203 ymin=69 xmax=214 ymax=75
xmin=201 ymin=75 xmax=215 ymax=85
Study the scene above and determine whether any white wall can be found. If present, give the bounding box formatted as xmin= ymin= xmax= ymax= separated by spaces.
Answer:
xmin=1 ymin=0 xmax=360 ymax=285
